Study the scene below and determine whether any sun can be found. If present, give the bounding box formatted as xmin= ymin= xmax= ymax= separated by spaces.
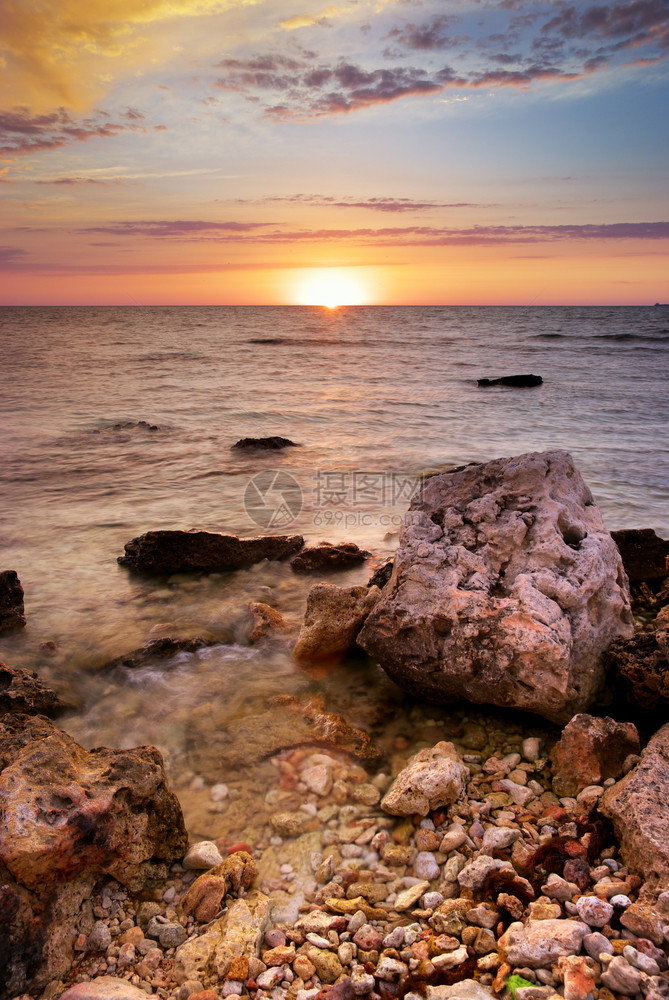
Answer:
xmin=292 ymin=268 xmax=370 ymax=308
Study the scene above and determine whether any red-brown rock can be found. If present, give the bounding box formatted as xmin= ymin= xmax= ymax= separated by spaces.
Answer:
xmin=0 ymin=714 xmax=188 ymax=893
xmin=551 ymin=713 xmax=640 ymax=797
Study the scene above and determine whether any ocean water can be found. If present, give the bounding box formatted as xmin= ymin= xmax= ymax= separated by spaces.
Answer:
xmin=1 ymin=304 xmax=668 ymax=836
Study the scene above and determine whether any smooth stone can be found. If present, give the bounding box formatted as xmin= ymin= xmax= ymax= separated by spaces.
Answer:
xmin=59 ymin=979 xmax=152 ymax=1000
xmin=183 ymin=841 xmax=224 ymax=870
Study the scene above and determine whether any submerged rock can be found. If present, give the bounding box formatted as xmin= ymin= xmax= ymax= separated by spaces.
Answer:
xmin=0 ymin=713 xmax=187 ymax=893
xmin=0 ymin=570 xmax=26 ymax=634
xmin=246 ymin=601 xmax=291 ymax=646
xmin=291 ymin=541 xmax=371 ymax=573
xmin=0 ymin=661 xmax=67 ymax=718
xmin=611 ymin=528 xmax=669 ymax=582
xmin=186 ymin=694 xmax=378 ymax=778
xmin=103 ymin=636 xmax=218 ymax=671
xmin=232 ymin=436 xmax=297 ymax=450
xmin=600 ymin=722 xmax=669 ymax=897
xmin=293 ymin=583 xmax=380 ymax=662
xmin=118 ymin=529 xmax=303 ymax=574
xmin=477 ymin=374 xmax=543 ymax=387
xmin=358 ymin=450 xmax=633 ymax=724
xmin=551 ymin=713 xmax=640 ymax=797
xmin=606 ymin=628 xmax=669 ymax=710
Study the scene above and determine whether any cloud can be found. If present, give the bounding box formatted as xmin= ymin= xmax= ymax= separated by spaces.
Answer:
xmin=34 ymin=175 xmax=135 ymax=186
xmin=0 ymin=0 xmax=258 ymax=112
xmin=280 ymin=5 xmax=347 ymax=30
xmin=383 ymin=15 xmax=463 ymax=51
xmin=66 ymin=218 xmax=669 ymax=246
xmin=80 ymin=219 xmax=274 ymax=238
xmin=0 ymin=107 xmax=159 ymax=156
xmin=216 ymin=57 xmax=446 ymax=116
xmin=238 ymin=194 xmax=482 ymax=212
xmin=0 ymin=246 xmax=28 ymax=265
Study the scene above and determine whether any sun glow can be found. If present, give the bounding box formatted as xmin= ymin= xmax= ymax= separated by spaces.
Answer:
xmin=292 ymin=268 xmax=371 ymax=308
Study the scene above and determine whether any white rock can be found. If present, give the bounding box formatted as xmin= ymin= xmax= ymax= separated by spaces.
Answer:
xmin=183 ymin=840 xmax=224 ymax=870
xmin=302 ymin=764 xmax=333 ymax=797
xmin=210 ymin=782 xmax=229 ymax=801
xmin=431 ymin=946 xmax=469 ymax=969
xmin=575 ymin=895 xmax=614 ymax=927
xmin=498 ymin=918 xmax=589 ymax=967
xmin=358 ymin=450 xmax=633 ymax=724
xmin=458 ymin=856 xmax=514 ymax=892
xmin=381 ymin=742 xmax=468 ymax=817
xmin=414 ymin=852 xmax=440 ymax=880
xmin=394 ymin=881 xmax=430 ymax=911
xmin=522 ymin=738 xmax=542 ymax=761
xmin=480 ymin=826 xmax=521 ymax=854
xmin=59 ymin=979 xmax=152 ymax=1000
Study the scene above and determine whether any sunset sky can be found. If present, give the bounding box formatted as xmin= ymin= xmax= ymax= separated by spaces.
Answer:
xmin=1 ymin=0 xmax=668 ymax=305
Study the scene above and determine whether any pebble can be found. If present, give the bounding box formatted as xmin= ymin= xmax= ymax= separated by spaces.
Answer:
xmin=210 ymin=783 xmax=229 ymax=801
xmin=576 ymin=895 xmax=615 ymax=927
xmin=183 ymin=840 xmax=224 ymax=870
xmin=393 ymin=881 xmax=430 ymax=910
xmin=413 ymin=851 xmax=440 ymax=880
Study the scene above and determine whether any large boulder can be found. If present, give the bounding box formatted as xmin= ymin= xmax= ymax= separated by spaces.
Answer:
xmin=118 ymin=529 xmax=303 ymax=574
xmin=600 ymin=722 xmax=669 ymax=897
xmin=0 ymin=714 xmax=187 ymax=893
xmin=0 ymin=715 xmax=187 ymax=997
xmin=293 ymin=583 xmax=380 ymax=662
xmin=551 ymin=714 xmax=640 ymax=797
xmin=0 ymin=570 xmax=26 ymax=634
xmin=358 ymin=450 xmax=633 ymax=724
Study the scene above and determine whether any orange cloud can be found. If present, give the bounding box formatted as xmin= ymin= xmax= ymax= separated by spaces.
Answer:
xmin=0 ymin=0 xmax=257 ymax=112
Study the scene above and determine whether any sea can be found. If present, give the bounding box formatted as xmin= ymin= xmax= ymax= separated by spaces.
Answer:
xmin=1 ymin=304 xmax=668 ymax=839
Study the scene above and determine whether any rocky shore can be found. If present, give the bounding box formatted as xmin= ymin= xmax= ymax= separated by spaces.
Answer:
xmin=1 ymin=449 xmax=668 ymax=1000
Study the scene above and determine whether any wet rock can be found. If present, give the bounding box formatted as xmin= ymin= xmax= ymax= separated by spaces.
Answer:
xmin=118 ymin=529 xmax=304 ymax=574
xmin=477 ymin=374 xmax=543 ymax=387
xmin=190 ymin=694 xmax=378 ymax=777
xmin=0 ymin=661 xmax=67 ymax=718
xmin=291 ymin=542 xmax=371 ymax=573
xmin=381 ymin=741 xmax=468 ymax=816
xmin=358 ymin=450 xmax=633 ymax=724
xmin=0 ymin=713 xmax=187 ymax=893
xmin=247 ymin=602 xmax=291 ymax=646
xmin=0 ymin=570 xmax=25 ymax=633
xmin=104 ymin=636 xmax=216 ymax=671
xmin=174 ymin=893 xmax=270 ymax=983
xmin=232 ymin=436 xmax=297 ymax=450
xmin=293 ymin=583 xmax=380 ymax=662
xmin=367 ymin=561 xmax=394 ymax=590
xmin=59 ymin=978 xmax=152 ymax=1000
xmin=600 ymin=722 xmax=669 ymax=897
xmin=551 ymin=714 xmax=640 ymax=796
xmin=179 ymin=851 xmax=257 ymax=923
xmin=611 ymin=528 xmax=669 ymax=582
xmin=498 ymin=918 xmax=589 ymax=967
xmin=607 ymin=629 xmax=669 ymax=710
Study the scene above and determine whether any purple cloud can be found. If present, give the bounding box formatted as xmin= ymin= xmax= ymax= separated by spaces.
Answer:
xmin=0 ymin=107 xmax=162 ymax=156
